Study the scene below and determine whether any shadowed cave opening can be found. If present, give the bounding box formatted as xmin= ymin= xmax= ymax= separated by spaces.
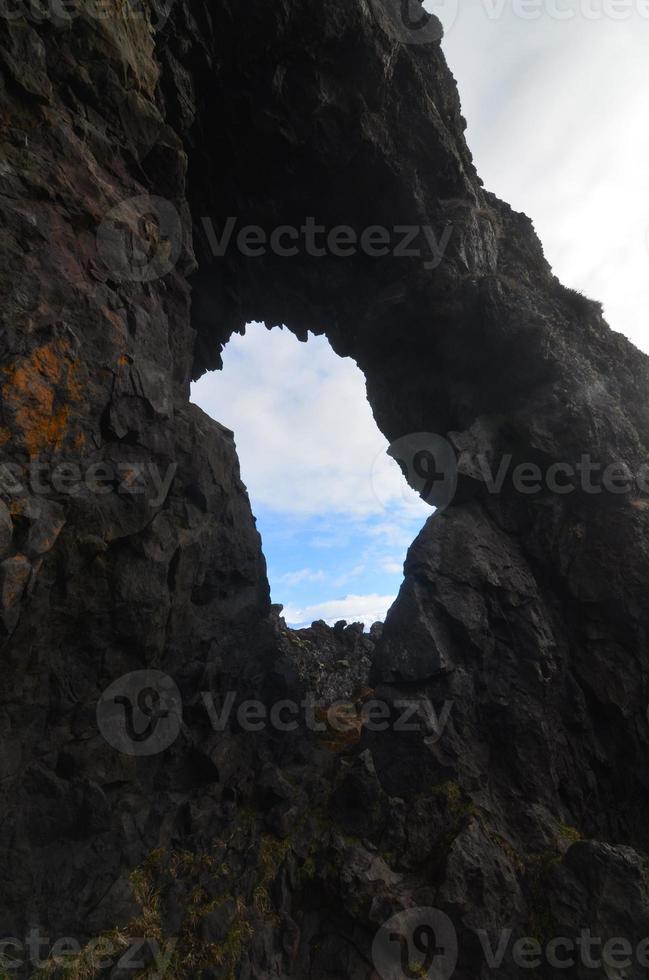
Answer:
xmin=191 ymin=321 xmax=432 ymax=629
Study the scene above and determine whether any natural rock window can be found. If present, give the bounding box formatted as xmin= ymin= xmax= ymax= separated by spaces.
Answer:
xmin=191 ymin=322 xmax=430 ymax=628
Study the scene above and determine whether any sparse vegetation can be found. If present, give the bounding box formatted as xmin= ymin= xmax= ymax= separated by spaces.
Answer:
xmin=558 ymin=823 xmax=581 ymax=845
xmin=561 ymin=284 xmax=603 ymax=317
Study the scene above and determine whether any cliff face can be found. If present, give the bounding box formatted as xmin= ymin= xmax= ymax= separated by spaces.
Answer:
xmin=2 ymin=2 xmax=649 ymax=978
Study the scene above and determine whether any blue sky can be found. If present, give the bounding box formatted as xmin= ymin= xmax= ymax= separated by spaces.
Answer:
xmin=192 ymin=8 xmax=649 ymax=627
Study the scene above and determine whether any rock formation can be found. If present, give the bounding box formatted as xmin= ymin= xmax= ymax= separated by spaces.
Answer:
xmin=2 ymin=1 xmax=649 ymax=977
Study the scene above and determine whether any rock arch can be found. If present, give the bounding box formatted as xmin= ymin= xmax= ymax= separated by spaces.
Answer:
xmin=2 ymin=1 xmax=649 ymax=974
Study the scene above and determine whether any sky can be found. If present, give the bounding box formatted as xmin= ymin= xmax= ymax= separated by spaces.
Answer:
xmin=191 ymin=323 xmax=431 ymax=628
xmin=191 ymin=6 xmax=649 ymax=628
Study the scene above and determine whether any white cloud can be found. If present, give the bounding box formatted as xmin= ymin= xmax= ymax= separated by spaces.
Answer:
xmin=441 ymin=8 xmax=649 ymax=351
xmin=277 ymin=568 xmax=327 ymax=586
xmin=367 ymin=520 xmax=422 ymax=549
xmin=333 ymin=563 xmax=367 ymax=586
xmin=381 ymin=559 xmax=404 ymax=574
xmin=282 ymin=593 xmax=397 ymax=629
xmin=192 ymin=324 xmax=432 ymax=519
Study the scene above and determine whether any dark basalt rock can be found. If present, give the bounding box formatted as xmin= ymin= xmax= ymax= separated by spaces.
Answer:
xmin=2 ymin=2 xmax=649 ymax=978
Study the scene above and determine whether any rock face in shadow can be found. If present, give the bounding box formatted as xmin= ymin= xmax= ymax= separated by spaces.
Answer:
xmin=2 ymin=2 xmax=649 ymax=977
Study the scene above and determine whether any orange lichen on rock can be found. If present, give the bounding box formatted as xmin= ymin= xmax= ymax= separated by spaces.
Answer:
xmin=317 ymin=702 xmax=365 ymax=754
xmin=316 ymin=686 xmax=377 ymax=753
xmin=1 ymin=341 xmax=83 ymax=455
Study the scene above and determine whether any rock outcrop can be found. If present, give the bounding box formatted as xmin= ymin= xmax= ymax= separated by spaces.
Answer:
xmin=2 ymin=2 xmax=649 ymax=978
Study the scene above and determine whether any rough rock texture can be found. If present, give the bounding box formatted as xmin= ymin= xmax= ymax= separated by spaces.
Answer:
xmin=2 ymin=1 xmax=649 ymax=978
